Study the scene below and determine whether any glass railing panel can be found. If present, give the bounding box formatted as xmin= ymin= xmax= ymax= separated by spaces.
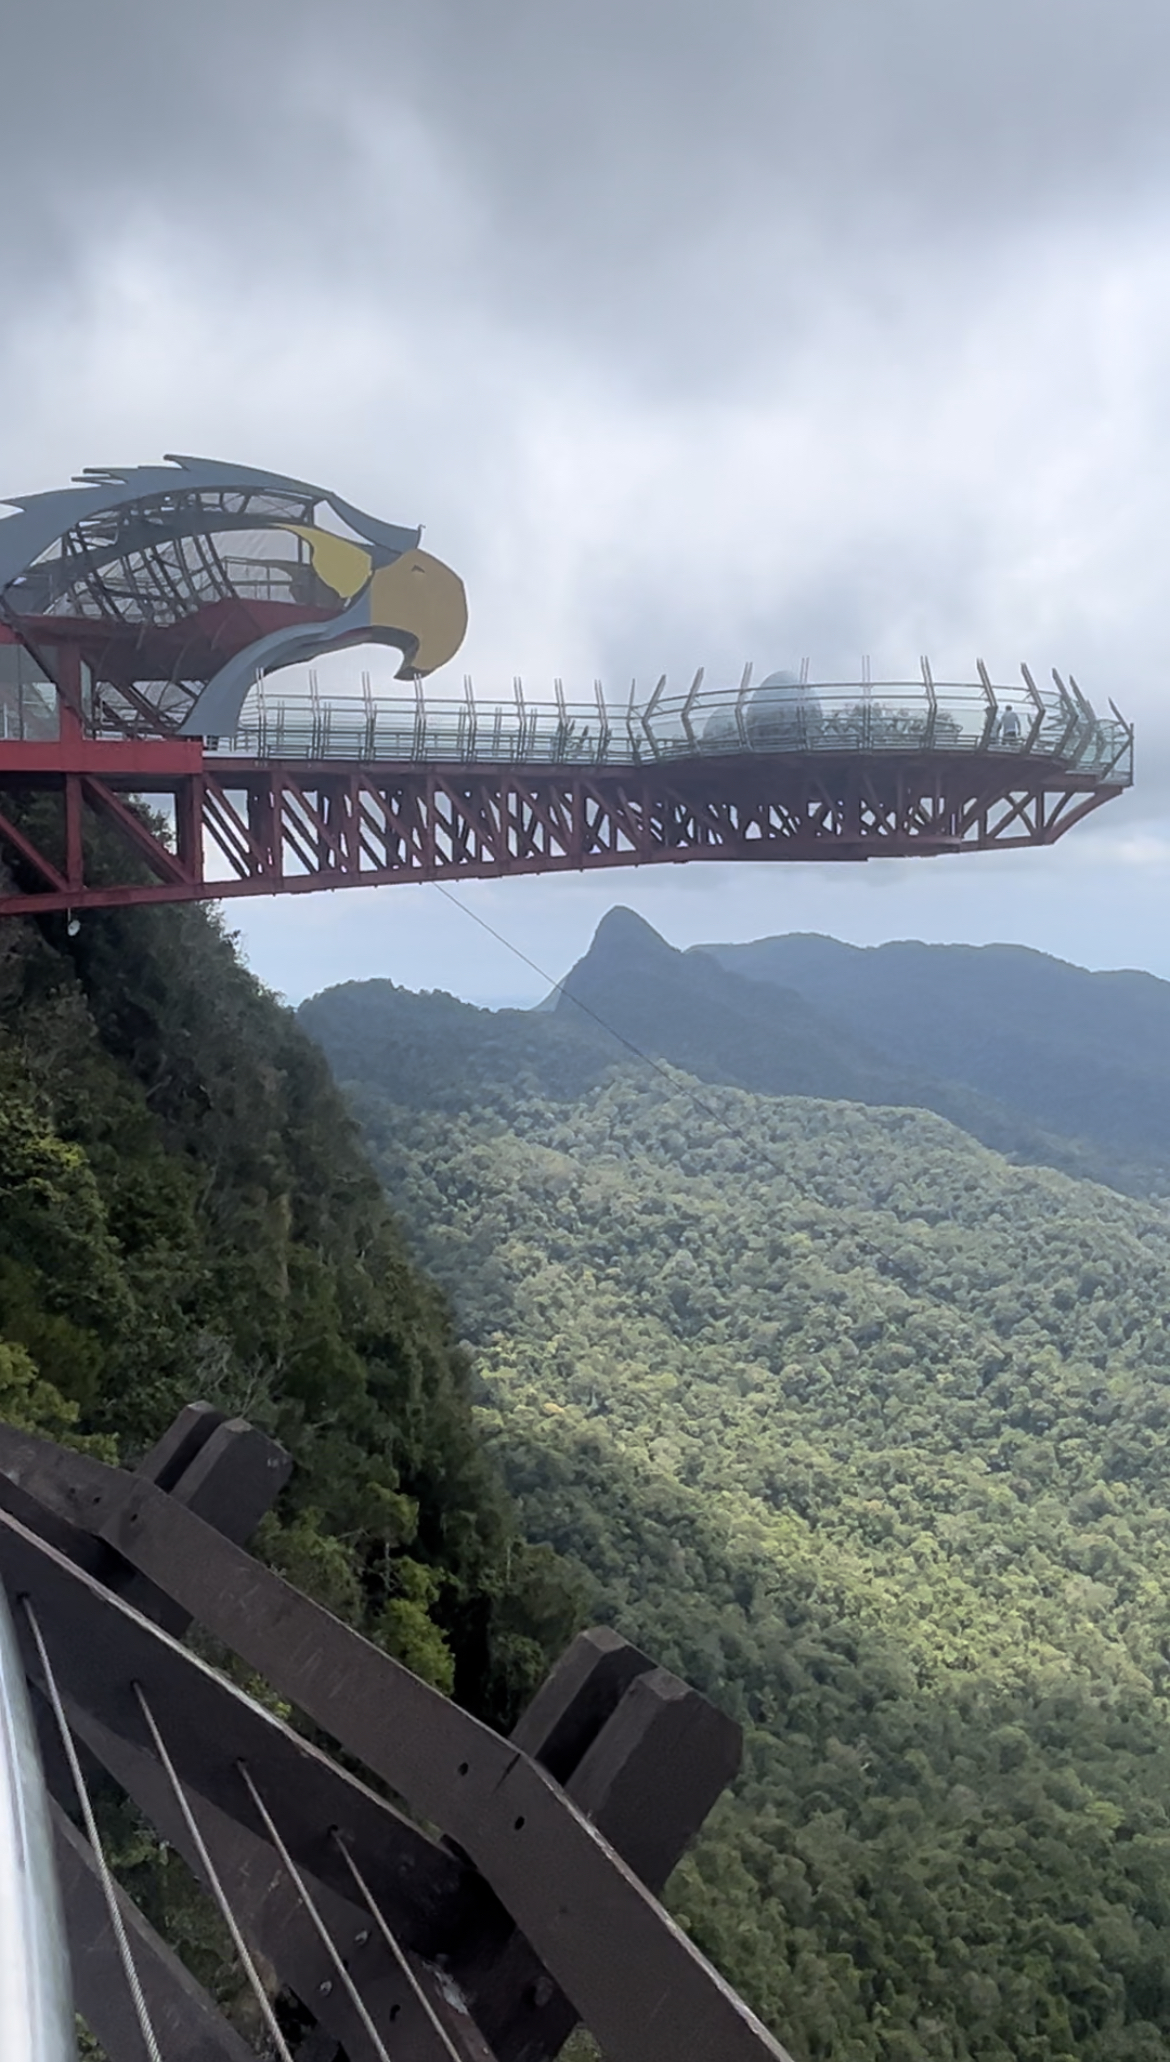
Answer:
xmin=209 ymin=675 xmax=1130 ymax=783
xmin=0 ymin=645 xmax=60 ymax=743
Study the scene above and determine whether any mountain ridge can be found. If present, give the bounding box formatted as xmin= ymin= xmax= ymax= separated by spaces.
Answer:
xmin=695 ymin=928 xmax=1170 ymax=1189
xmin=304 ymin=907 xmax=1167 ymax=1197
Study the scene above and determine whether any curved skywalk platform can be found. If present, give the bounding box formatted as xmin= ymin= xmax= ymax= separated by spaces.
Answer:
xmin=0 ymin=456 xmax=1133 ymax=916
xmin=213 ymin=663 xmax=1131 ymax=786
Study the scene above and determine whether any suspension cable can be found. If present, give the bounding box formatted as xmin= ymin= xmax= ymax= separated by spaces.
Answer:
xmin=430 ymin=882 xmax=814 ymax=1175
xmin=430 ymin=883 xmax=890 ymax=1261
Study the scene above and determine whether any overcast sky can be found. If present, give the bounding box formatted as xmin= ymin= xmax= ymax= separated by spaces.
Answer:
xmin=5 ymin=0 xmax=1170 ymax=1004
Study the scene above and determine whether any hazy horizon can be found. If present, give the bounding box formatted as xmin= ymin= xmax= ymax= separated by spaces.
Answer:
xmin=282 ymin=890 xmax=1170 ymax=1013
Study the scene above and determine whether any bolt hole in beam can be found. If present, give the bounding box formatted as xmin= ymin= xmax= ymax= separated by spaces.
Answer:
xmin=330 ymin=1830 xmax=466 ymax=2062
xmin=236 ymin=1762 xmax=393 ymax=2062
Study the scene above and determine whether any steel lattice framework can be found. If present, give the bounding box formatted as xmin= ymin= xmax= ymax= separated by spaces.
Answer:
xmin=0 ymin=458 xmax=1135 ymax=917
xmin=0 ymin=746 xmax=1127 ymax=920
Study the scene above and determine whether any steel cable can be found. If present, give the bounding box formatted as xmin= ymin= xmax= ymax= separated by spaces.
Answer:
xmin=131 ymin=1683 xmax=295 ymax=2062
xmin=331 ymin=1830 xmax=465 ymax=2062
xmin=236 ymin=1761 xmax=393 ymax=2062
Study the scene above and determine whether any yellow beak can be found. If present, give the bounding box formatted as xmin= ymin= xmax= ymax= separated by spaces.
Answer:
xmin=368 ymin=549 xmax=469 ymax=677
xmin=281 ymin=523 xmax=373 ymax=602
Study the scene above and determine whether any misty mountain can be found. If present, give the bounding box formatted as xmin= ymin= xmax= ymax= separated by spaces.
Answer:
xmin=300 ymin=909 xmax=1170 ymax=1196
xmin=552 ymin=909 xmax=1167 ymax=1193
xmin=698 ymin=932 xmax=1170 ymax=1191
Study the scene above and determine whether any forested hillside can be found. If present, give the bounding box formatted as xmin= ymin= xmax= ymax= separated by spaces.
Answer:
xmin=0 ymin=906 xmax=578 ymax=1721
xmin=303 ymin=961 xmax=1170 ymax=2062
xmin=556 ymin=909 xmax=1170 ymax=1196
xmin=10 ymin=885 xmax=1170 ymax=2060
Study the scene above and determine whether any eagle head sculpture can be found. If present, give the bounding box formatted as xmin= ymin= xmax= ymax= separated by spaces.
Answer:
xmin=0 ymin=456 xmax=468 ymax=739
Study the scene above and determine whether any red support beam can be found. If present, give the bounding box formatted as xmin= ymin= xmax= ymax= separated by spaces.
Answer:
xmin=0 ymin=735 xmax=1129 ymax=920
xmin=0 ymin=804 xmax=69 ymax=893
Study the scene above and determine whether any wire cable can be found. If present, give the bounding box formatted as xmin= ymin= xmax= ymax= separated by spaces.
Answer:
xmin=22 ymin=1600 xmax=165 ymax=2062
xmin=236 ymin=1762 xmax=393 ymax=2062
xmin=331 ymin=1831 xmax=465 ymax=2062
xmin=132 ymin=1684 xmax=295 ymax=2062
xmin=430 ymin=882 xmax=825 ymax=1187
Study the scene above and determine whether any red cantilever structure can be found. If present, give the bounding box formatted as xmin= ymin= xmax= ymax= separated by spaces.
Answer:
xmin=0 ymin=459 xmax=1133 ymax=919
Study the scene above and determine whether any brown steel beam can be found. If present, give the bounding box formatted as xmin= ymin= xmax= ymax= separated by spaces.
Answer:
xmin=3 ymin=1435 xmax=761 ymax=2062
xmin=0 ymin=1506 xmax=500 ymax=2061
xmin=462 ymin=1633 xmax=744 ymax=2062
xmin=94 ymin=1477 xmax=792 ymax=2062
xmin=0 ymin=1500 xmax=478 ymax=1952
xmin=0 ymin=1410 xmax=290 ymax=1638
xmin=52 ymin=1699 xmax=491 ymax=2062
xmin=3 ymin=1416 xmax=749 ymax=2062
xmin=0 ymin=1412 xmax=497 ymax=2057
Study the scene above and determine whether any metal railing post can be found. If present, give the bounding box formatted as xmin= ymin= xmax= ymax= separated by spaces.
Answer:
xmin=0 ymin=1584 xmax=74 ymax=2062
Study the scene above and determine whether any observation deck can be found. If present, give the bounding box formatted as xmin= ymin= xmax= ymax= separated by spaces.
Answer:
xmin=0 ymin=654 xmax=1134 ymax=919
xmin=0 ymin=457 xmax=1134 ymax=917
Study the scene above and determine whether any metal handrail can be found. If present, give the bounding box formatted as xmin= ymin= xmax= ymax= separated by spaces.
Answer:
xmin=0 ymin=1585 xmax=74 ymax=2062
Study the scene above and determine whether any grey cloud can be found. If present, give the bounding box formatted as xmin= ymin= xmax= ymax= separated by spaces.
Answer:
xmin=8 ymin=0 xmax=1170 ymax=385
xmin=345 ymin=1 xmax=1170 ymax=246
xmin=2 ymin=0 xmax=1166 ymax=822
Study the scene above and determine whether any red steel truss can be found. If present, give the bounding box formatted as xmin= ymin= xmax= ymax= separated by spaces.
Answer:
xmin=0 ymin=735 xmax=1124 ymax=919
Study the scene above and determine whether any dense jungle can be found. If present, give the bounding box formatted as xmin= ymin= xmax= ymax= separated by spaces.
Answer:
xmin=0 ymin=897 xmax=584 ymax=2023
xmin=302 ymin=911 xmax=1170 ymax=2062
xmin=6 ymin=887 xmax=1170 ymax=2060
